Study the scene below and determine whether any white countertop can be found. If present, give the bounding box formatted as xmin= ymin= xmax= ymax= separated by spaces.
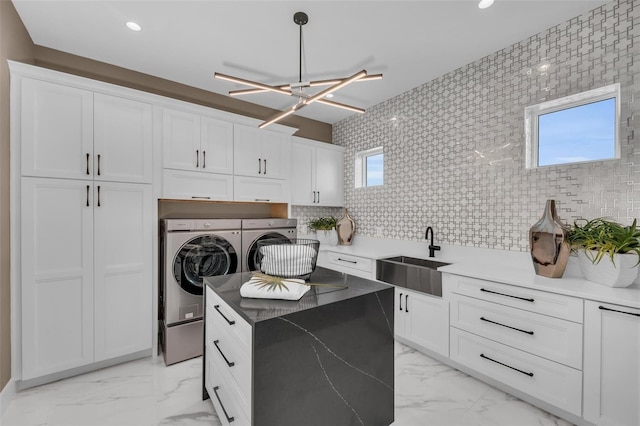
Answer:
xmin=307 ymin=233 xmax=640 ymax=309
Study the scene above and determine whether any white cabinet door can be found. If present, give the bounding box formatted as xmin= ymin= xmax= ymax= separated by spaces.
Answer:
xmin=402 ymin=288 xmax=449 ymax=357
xmin=233 ymin=176 xmax=289 ymax=203
xmin=315 ymin=145 xmax=343 ymax=206
xmin=21 ymin=78 xmax=93 ymax=179
xmin=93 ymin=94 xmax=152 ymax=183
xmin=290 ymin=142 xmax=315 ymax=205
xmin=233 ymin=124 xmax=261 ymax=177
xmin=162 ymin=108 xmax=201 ymax=171
xmin=94 ymin=182 xmax=152 ymax=361
xmin=233 ymin=124 xmax=290 ymax=179
xmin=201 ymin=117 xmax=234 ymax=175
xmin=163 ymin=169 xmax=234 ymax=201
xmin=261 ymin=130 xmax=290 ymax=180
xmin=21 ymin=177 xmax=94 ymax=379
xmin=395 ymin=288 xmax=407 ymax=338
xmin=583 ymin=301 xmax=640 ymax=426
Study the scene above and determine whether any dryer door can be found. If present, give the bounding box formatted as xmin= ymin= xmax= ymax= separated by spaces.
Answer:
xmin=246 ymin=231 xmax=292 ymax=272
xmin=173 ymin=235 xmax=239 ymax=296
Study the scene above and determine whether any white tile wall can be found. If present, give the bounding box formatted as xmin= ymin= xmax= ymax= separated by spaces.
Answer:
xmin=323 ymin=0 xmax=640 ymax=252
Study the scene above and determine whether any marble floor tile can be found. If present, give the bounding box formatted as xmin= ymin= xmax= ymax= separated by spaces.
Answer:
xmin=1 ymin=342 xmax=573 ymax=426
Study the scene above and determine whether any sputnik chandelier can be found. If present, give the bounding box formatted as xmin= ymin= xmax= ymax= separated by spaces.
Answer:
xmin=214 ymin=12 xmax=382 ymax=128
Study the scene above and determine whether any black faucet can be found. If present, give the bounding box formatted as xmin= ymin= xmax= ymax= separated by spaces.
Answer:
xmin=425 ymin=227 xmax=441 ymax=258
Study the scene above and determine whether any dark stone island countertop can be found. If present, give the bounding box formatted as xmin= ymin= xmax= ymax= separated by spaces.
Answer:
xmin=204 ymin=266 xmax=393 ymax=324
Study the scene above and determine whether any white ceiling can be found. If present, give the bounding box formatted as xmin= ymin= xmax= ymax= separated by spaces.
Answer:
xmin=13 ymin=0 xmax=610 ymax=124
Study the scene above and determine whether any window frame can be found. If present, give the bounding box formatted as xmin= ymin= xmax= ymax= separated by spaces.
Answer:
xmin=355 ymin=146 xmax=384 ymax=188
xmin=524 ymin=83 xmax=621 ymax=169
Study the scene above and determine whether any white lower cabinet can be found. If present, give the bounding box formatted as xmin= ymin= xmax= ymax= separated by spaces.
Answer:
xmin=20 ymin=177 xmax=152 ymax=381
xmin=205 ymin=287 xmax=252 ymax=425
xmin=162 ymin=169 xmax=233 ymax=201
xmin=583 ymin=300 xmax=640 ymax=426
xmin=394 ymin=287 xmax=449 ymax=357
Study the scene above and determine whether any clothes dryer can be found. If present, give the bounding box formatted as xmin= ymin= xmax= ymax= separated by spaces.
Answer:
xmin=160 ymin=218 xmax=241 ymax=364
xmin=241 ymin=218 xmax=297 ymax=272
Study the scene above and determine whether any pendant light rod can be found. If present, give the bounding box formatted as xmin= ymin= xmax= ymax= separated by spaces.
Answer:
xmin=227 ymin=74 xmax=383 ymax=97
xmin=293 ymin=11 xmax=308 ymax=84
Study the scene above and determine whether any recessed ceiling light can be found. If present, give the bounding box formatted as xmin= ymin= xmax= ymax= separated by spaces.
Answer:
xmin=126 ymin=21 xmax=142 ymax=32
xmin=478 ymin=0 xmax=494 ymax=9
xmin=325 ymin=93 xmax=334 ymax=98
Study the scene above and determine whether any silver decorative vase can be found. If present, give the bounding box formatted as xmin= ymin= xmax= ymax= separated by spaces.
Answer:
xmin=529 ymin=200 xmax=570 ymax=278
xmin=336 ymin=208 xmax=356 ymax=246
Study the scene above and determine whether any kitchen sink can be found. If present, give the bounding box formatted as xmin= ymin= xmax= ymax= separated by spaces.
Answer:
xmin=376 ymin=256 xmax=450 ymax=297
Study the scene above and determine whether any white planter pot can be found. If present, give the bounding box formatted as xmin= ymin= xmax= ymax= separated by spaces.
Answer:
xmin=577 ymin=250 xmax=640 ymax=288
xmin=315 ymin=229 xmax=338 ymax=246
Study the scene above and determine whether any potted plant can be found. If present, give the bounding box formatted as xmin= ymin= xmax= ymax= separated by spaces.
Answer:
xmin=308 ymin=217 xmax=338 ymax=246
xmin=567 ymin=217 xmax=640 ymax=287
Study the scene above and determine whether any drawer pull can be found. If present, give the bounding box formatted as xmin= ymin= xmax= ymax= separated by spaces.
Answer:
xmin=213 ymin=386 xmax=235 ymax=423
xmin=214 ymin=305 xmax=236 ymax=325
xmin=480 ymin=317 xmax=534 ymax=335
xmin=337 ymin=258 xmax=358 ymax=264
xmin=480 ymin=353 xmax=534 ymax=377
xmin=405 ymin=294 xmax=409 ymax=313
xmin=213 ymin=340 xmax=235 ymax=367
xmin=480 ymin=288 xmax=534 ymax=303
xmin=399 ymin=292 xmax=403 ymax=311
xmin=599 ymin=305 xmax=640 ymax=317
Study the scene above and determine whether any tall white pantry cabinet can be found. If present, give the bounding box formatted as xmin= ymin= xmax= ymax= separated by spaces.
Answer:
xmin=11 ymin=63 xmax=153 ymax=384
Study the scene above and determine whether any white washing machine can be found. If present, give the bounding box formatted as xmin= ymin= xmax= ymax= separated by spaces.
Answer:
xmin=160 ymin=218 xmax=241 ymax=365
xmin=241 ymin=218 xmax=297 ymax=272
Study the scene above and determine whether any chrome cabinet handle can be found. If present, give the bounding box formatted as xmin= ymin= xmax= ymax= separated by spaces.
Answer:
xmin=213 ymin=340 xmax=235 ymax=367
xmin=202 ymin=151 xmax=206 ymax=169
xmin=258 ymin=158 xmax=262 ymax=174
xmin=196 ymin=150 xmax=199 ymax=168
xmin=212 ymin=386 xmax=235 ymax=423
xmin=399 ymin=293 xmax=403 ymax=311
xmin=480 ymin=353 xmax=534 ymax=377
xmin=263 ymin=159 xmax=267 ymax=174
xmin=86 ymin=153 xmax=90 ymax=175
xmin=599 ymin=305 xmax=640 ymax=317
xmin=86 ymin=185 xmax=90 ymax=207
xmin=480 ymin=317 xmax=534 ymax=335
xmin=480 ymin=288 xmax=534 ymax=303
xmin=214 ymin=305 xmax=235 ymax=325
xmin=97 ymin=154 xmax=101 ymax=176
xmin=97 ymin=185 xmax=101 ymax=207
xmin=405 ymin=294 xmax=408 ymax=312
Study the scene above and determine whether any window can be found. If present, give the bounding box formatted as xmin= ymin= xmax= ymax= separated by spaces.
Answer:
xmin=525 ymin=83 xmax=620 ymax=168
xmin=355 ymin=146 xmax=383 ymax=188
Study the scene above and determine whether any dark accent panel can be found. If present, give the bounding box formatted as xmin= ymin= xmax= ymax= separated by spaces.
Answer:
xmin=253 ymin=288 xmax=394 ymax=426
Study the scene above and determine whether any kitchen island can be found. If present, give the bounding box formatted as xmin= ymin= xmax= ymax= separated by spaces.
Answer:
xmin=203 ymin=267 xmax=395 ymax=426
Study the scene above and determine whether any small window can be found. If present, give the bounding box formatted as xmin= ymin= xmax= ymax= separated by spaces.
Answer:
xmin=355 ymin=146 xmax=384 ymax=188
xmin=525 ymin=83 xmax=620 ymax=168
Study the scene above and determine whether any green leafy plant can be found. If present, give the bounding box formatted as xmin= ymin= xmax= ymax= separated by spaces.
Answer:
xmin=567 ymin=218 xmax=640 ymax=266
xmin=308 ymin=216 xmax=337 ymax=231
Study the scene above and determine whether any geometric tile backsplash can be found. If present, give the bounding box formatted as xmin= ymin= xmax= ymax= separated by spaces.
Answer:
xmin=305 ymin=0 xmax=639 ymax=252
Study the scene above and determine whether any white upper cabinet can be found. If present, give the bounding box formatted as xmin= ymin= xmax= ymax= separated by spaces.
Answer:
xmin=163 ymin=108 xmax=233 ymax=175
xmin=233 ymin=124 xmax=290 ymax=180
xmin=21 ymin=78 xmax=152 ymax=183
xmin=21 ymin=78 xmax=93 ymax=180
xmin=291 ymin=137 xmax=344 ymax=206
xmin=94 ymin=94 xmax=152 ymax=183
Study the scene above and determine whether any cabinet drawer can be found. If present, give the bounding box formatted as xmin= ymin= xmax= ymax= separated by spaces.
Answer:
xmin=206 ymin=316 xmax=252 ymax=400
xmin=451 ymin=295 xmax=583 ymax=369
xmin=205 ymin=350 xmax=251 ymax=426
xmin=444 ymin=274 xmax=583 ymax=322
xmin=327 ymin=252 xmax=373 ymax=273
xmin=206 ymin=287 xmax=252 ymax=354
xmin=450 ymin=328 xmax=582 ymax=416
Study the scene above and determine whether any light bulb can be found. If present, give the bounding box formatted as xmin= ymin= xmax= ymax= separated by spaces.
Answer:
xmin=478 ymin=0 xmax=494 ymax=9
xmin=126 ymin=21 xmax=142 ymax=32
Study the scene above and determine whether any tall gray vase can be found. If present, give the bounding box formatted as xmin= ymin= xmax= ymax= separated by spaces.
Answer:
xmin=529 ymin=200 xmax=570 ymax=278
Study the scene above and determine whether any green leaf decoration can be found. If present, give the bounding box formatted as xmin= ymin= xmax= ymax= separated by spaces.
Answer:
xmin=250 ymin=272 xmax=348 ymax=291
xmin=566 ymin=218 xmax=640 ymax=266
